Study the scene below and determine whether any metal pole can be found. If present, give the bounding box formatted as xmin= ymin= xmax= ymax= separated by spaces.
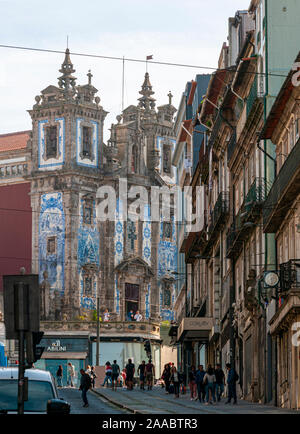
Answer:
xmin=18 ymin=330 xmax=25 ymax=415
xmin=96 ymin=297 xmax=100 ymax=366
xmin=122 ymin=56 xmax=125 ymax=112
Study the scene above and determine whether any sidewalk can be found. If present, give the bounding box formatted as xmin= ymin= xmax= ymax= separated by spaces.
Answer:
xmin=92 ymin=386 xmax=297 ymax=414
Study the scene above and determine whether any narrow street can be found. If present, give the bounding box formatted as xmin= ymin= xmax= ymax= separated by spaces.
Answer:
xmin=90 ymin=386 xmax=297 ymax=415
xmin=58 ymin=387 xmax=129 ymax=414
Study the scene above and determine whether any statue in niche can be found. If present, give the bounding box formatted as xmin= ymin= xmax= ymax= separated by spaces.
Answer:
xmin=40 ymin=270 xmax=51 ymax=320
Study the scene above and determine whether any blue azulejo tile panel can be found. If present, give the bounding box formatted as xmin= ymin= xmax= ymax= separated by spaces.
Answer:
xmin=114 ymin=199 xmax=124 ymax=267
xmin=114 ymin=275 xmax=120 ymax=315
xmin=38 ymin=118 xmax=65 ymax=170
xmin=78 ymin=197 xmax=100 ymax=310
xmin=142 ymin=204 xmax=151 ymax=266
xmin=145 ymin=284 xmax=151 ymax=319
xmin=39 ymin=192 xmax=65 ymax=295
xmin=76 ymin=118 xmax=99 ymax=168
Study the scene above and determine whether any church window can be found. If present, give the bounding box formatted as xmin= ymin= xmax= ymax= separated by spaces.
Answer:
xmin=127 ymin=219 xmax=137 ymax=251
xmin=46 ymin=126 xmax=58 ymax=159
xmin=163 ymin=284 xmax=171 ymax=307
xmin=163 ymin=222 xmax=172 ymax=240
xmin=82 ymin=126 xmax=92 ymax=158
xmin=163 ymin=143 xmax=172 ymax=174
xmin=47 ymin=236 xmax=56 ymax=255
xmin=83 ymin=205 xmax=92 ymax=225
xmin=131 ymin=144 xmax=138 ymax=173
xmin=84 ymin=276 xmax=93 ymax=296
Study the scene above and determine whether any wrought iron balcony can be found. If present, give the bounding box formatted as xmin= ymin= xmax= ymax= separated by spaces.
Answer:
xmin=208 ymin=191 xmax=229 ymax=238
xmin=246 ymin=75 xmax=258 ymax=117
xmin=227 ymin=131 xmax=237 ymax=163
xmin=280 ymin=260 xmax=300 ymax=293
xmin=264 ymin=136 xmax=300 ymax=232
xmin=226 ymin=178 xmax=268 ymax=258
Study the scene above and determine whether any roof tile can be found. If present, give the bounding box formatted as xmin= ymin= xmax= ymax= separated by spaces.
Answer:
xmin=0 ymin=131 xmax=30 ymax=153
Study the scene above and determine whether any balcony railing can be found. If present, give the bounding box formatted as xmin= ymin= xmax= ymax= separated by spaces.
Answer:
xmin=41 ymin=320 xmax=161 ymax=337
xmin=246 ymin=75 xmax=258 ymax=117
xmin=280 ymin=260 xmax=300 ymax=293
xmin=226 ymin=178 xmax=269 ymax=258
xmin=208 ymin=191 xmax=229 ymax=236
xmin=227 ymin=131 xmax=237 ymax=163
xmin=264 ymin=136 xmax=300 ymax=232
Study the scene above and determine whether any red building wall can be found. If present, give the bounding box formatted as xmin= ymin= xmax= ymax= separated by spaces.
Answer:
xmin=0 ymin=183 xmax=32 ymax=291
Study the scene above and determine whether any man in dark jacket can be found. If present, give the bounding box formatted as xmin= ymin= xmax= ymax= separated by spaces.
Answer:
xmin=195 ymin=365 xmax=206 ymax=402
xmin=79 ymin=368 xmax=91 ymax=407
xmin=225 ymin=363 xmax=238 ymax=404
xmin=215 ymin=364 xmax=225 ymax=402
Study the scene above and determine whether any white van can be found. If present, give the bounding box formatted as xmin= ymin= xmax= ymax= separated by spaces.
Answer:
xmin=0 ymin=368 xmax=70 ymax=414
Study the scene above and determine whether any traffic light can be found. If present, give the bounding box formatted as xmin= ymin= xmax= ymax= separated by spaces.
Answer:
xmin=26 ymin=331 xmax=45 ymax=365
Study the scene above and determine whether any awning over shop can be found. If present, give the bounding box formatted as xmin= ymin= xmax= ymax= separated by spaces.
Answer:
xmin=41 ymin=352 xmax=88 ymax=360
xmin=177 ymin=317 xmax=214 ymax=342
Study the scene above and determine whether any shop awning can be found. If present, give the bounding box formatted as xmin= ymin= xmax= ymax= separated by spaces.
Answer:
xmin=41 ymin=352 xmax=88 ymax=360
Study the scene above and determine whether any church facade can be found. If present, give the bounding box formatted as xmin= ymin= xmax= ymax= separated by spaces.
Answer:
xmin=0 ymin=49 xmax=179 ymax=378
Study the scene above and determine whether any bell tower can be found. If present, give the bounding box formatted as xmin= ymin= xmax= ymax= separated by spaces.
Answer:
xmin=28 ymin=49 xmax=108 ymax=321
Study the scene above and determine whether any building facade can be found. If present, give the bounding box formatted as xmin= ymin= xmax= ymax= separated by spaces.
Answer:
xmin=1 ymin=49 xmax=179 ymax=376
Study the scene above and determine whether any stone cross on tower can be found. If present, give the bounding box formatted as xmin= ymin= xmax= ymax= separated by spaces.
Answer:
xmin=168 ymin=91 xmax=173 ymax=105
xmin=87 ymin=70 xmax=93 ymax=86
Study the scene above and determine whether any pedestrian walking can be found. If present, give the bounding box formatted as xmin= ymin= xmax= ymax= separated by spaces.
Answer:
xmin=102 ymin=361 xmax=112 ymax=387
xmin=67 ymin=362 xmax=75 ymax=388
xmin=203 ymin=366 xmax=216 ymax=405
xmin=179 ymin=370 xmax=186 ymax=395
xmin=103 ymin=308 xmax=110 ymax=322
xmin=170 ymin=366 xmax=180 ymax=398
xmin=56 ymin=365 xmax=63 ymax=388
xmin=134 ymin=310 xmax=142 ymax=322
xmin=188 ymin=366 xmax=197 ymax=400
xmin=145 ymin=359 xmax=155 ymax=390
xmin=138 ymin=360 xmax=146 ymax=390
xmin=225 ymin=363 xmax=238 ymax=405
xmin=90 ymin=366 xmax=97 ymax=388
xmin=125 ymin=359 xmax=135 ymax=390
xmin=79 ymin=368 xmax=92 ymax=408
xmin=162 ymin=364 xmax=171 ymax=394
xmin=121 ymin=369 xmax=127 ymax=388
xmin=215 ymin=364 xmax=225 ymax=402
xmin=111 ymin=360 xmax=120 ymax=391
xmin=195 ymin=365 xmax=206 ymax=403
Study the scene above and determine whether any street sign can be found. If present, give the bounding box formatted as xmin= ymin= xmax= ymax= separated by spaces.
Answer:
xmin=3 ymin=275 xmax=40 ymax=339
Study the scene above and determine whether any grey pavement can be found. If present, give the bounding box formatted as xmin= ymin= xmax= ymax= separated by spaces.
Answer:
xmin=58 ymin=387 xmax=128 ymax=414
xmin=93 ymin=385 xmax=298 ymax=414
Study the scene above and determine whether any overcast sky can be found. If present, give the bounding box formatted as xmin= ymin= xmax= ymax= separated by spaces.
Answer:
xmin=0 ymin=0 xmax=250 ymax=140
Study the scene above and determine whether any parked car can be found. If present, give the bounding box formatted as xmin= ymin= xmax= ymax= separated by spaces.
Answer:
xmin=0 ymin=367 xmax=70 ymax=414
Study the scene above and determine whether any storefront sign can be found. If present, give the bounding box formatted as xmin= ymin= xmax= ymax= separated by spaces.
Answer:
xmin=46 ymin=340 xmax=67 ymax=352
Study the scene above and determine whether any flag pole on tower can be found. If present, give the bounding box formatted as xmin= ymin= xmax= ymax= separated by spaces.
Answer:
xmin=146 ymin=55 xmax=153 ymax=73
